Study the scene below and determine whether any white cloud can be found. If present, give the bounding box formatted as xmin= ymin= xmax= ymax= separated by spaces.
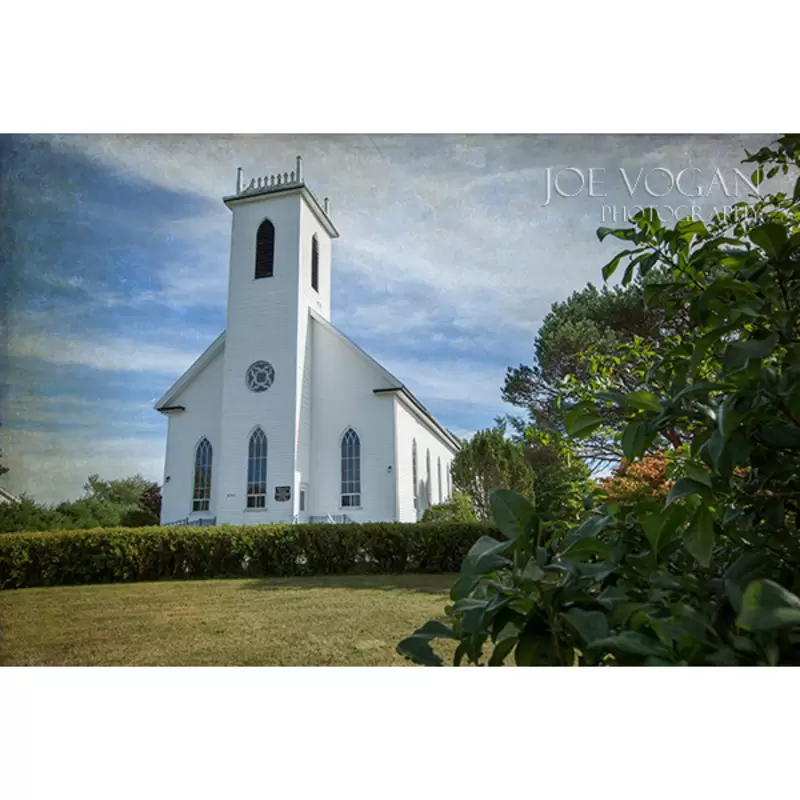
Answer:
xmin=39 ymin=133 xmax=777 ymax=338
xmin=143 ymin=211 xmax=231 ymax=310
xmin=448 ymin=427 xmax=478 ymax=441
xmin=372 ymin=353 xmax=507 ymax=411
xmin=8 ymin=331 xmax=203 ymax=375
xmin=139 ymin=256 xmax=229 ymax=311
xmin=1 ymin=427 xmax=164 ymax=505
xmin=6 ymin=393 xmax=160 ymax=431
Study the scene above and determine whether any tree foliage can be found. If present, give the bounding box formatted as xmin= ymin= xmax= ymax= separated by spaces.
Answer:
xmin=399 ymin=134 xmax=800 ymax=666
xmin=450 ymin=429 xmax=535 ymax=521
xmin=137 ymin=481 xmax=163 ymax=525
xmin=0 ymin=497 xmax=67 ymax=534
xmin=502 ymin=273 xmax=691 ymax=471
xmin=83 ymin=473 xmax=152 ymax=506
xmin=596 ymin=453 xmax=673 ymax=505
xmin=508 ymin=423 xmax=591 ymax=523
xmin=0 ymin=474 xmax=163 ymax=533
xmin=422 ymin=492 xmax=477 ymax=524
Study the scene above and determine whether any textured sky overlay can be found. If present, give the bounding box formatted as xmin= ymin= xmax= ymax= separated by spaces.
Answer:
xmin=0 ymin=134 xmax=780 ymax=503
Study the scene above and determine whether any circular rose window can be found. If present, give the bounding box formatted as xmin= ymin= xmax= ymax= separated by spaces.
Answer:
xmin=245 ymin=360 xmax=275 ymax=393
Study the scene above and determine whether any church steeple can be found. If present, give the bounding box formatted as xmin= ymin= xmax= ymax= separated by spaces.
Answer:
xmin=215 ymin=158 xmax=338 ymax=524
xmin=222 ymin=157 xmax=338 ymax=323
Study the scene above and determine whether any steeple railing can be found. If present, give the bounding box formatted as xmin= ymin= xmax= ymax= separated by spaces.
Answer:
xmin=232 ymin=157 xmax=331 ymax=218
xmin=236 ymin=156 xmax=304 ymax=195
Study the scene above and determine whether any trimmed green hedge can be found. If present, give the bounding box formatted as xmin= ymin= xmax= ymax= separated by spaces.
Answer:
xmin=0 ymin=522 xmax=495 ymax=590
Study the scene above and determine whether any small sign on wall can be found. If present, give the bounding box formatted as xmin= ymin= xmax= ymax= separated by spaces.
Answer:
xmin=275 ymin=486 xmax=292 ymax=502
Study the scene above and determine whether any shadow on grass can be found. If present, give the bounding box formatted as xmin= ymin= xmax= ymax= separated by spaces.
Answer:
xmin=237 ymin=573 xmax=457 ymax=595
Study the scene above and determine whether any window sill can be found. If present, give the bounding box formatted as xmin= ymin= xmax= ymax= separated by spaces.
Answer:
xmin=244 ymin=507 xmax=269 ymax=512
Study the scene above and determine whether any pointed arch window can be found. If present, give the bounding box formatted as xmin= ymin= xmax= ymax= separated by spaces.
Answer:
xmin=247 ymin=427 xmax=268 ymax=508
xmin=426 ymin=449 xmax=432 ymax=506
xmin=311 ymin=234 xmax=319 ymax=292
xmin=255 ymin=218 xmax=275 ymax=279
xmin=412 ymin=439 xmax=418 ymax=510
xmin=341 ymin=427 xmax=361 ymax=507
xmin=192 ymin=437 xmax=212 ymax=511
xmin=437 ymin=457 xmax=442 ymax=504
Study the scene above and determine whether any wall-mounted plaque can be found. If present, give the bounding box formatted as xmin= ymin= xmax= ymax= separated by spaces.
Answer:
xmin=275 ymin=486 xmax=292 ymax=502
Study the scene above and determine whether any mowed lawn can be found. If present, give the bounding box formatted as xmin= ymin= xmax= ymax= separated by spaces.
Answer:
xmin=0 ymin=574 xmax=456 ymax=666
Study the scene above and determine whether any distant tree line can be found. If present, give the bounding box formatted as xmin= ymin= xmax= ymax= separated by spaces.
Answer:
xmin=0 ymin=472 xmax=162 ymax=534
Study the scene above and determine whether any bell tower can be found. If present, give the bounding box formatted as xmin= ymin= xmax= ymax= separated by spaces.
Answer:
xmin=215 ymin=158 xmax=339 ymax=525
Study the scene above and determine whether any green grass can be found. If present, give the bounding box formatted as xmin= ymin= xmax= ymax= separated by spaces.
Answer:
xmin=0 ymin=574 xmax=456 ymax=666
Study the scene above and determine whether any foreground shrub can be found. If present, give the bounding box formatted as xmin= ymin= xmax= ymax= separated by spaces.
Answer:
xmin=397 ymin=135 xmax=800 ymax=666
xmin=399 ymin=489 xmax=800 ymax=667
xmin=0 ymin=522 xmax=491 ymax=590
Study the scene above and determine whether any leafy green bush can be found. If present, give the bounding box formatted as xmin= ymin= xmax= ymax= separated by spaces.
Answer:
xmin=0 ymin=474 xmax=162 ymax=534
xmin=422 ymin=493 xmax=477 ymax=523
xmin=398 ymin=134 xmax=800 ymax=667
xmin=399 ymin=488 xmax=800 ymax=667
xmin=0 ymin=497 xmax=69 ymax=534
xmin=516 ymin=427 xmax=592 ymax=522
xmin=451 ymin=428 xmax=535 ymax=520
xmin=0 ymin=522 xmax=490 ymax=590
xmin=0 ymin=497 xmax=137 ymax=534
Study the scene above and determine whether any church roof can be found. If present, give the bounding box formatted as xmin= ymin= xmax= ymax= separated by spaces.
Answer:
xmin=309 ymin=311 xmax=461 ymax=451
xmin=154 ymin=331 xmax=225 ymax=411
xmin=0 ymin=486 xmax=20 ymax=504
xmin=308 ymin=309 xmax=401 ymax=385
xmin=154 ymin=315 xmax=461 ymax=451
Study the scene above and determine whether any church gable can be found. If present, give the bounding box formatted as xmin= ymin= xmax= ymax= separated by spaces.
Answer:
xmin=155 ymin=332 xmax=225 ymax=411
xmin=308 ymin=311 xmax=400 ymax=391
xmin=309 ymin=311 xmax=459 ymax=452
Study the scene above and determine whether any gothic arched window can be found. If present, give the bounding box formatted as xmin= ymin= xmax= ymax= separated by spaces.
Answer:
xmin=426 ymin=448 xmax=432 ymax=506
xmin=412 ymin=439 xmax=418 ymax=510
xmin=255 ymin=218 xmax=275 ymax=279
xmin=247 ymin=427 xmax=268 ymax=508
xmin=341 ymin=427 xmax=361 ymax=507
xmin=192 ymin=437 xmax=212 ymax=511
xmin=311 ymin=234 xmax=319 ymax=292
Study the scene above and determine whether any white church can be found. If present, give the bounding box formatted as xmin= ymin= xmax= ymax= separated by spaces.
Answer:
xmin=156 ymin=158 xmax=460 ymax=526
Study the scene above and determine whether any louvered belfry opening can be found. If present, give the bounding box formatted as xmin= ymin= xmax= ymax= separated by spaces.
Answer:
xmin=255 ymin=218 xmax=275 ymax=279
xmin=311 ymin=234 xmax=319 ymax=291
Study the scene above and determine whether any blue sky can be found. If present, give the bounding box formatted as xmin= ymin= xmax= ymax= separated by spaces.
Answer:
xmin=0 ymin=134 xmax=780 ymax=503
